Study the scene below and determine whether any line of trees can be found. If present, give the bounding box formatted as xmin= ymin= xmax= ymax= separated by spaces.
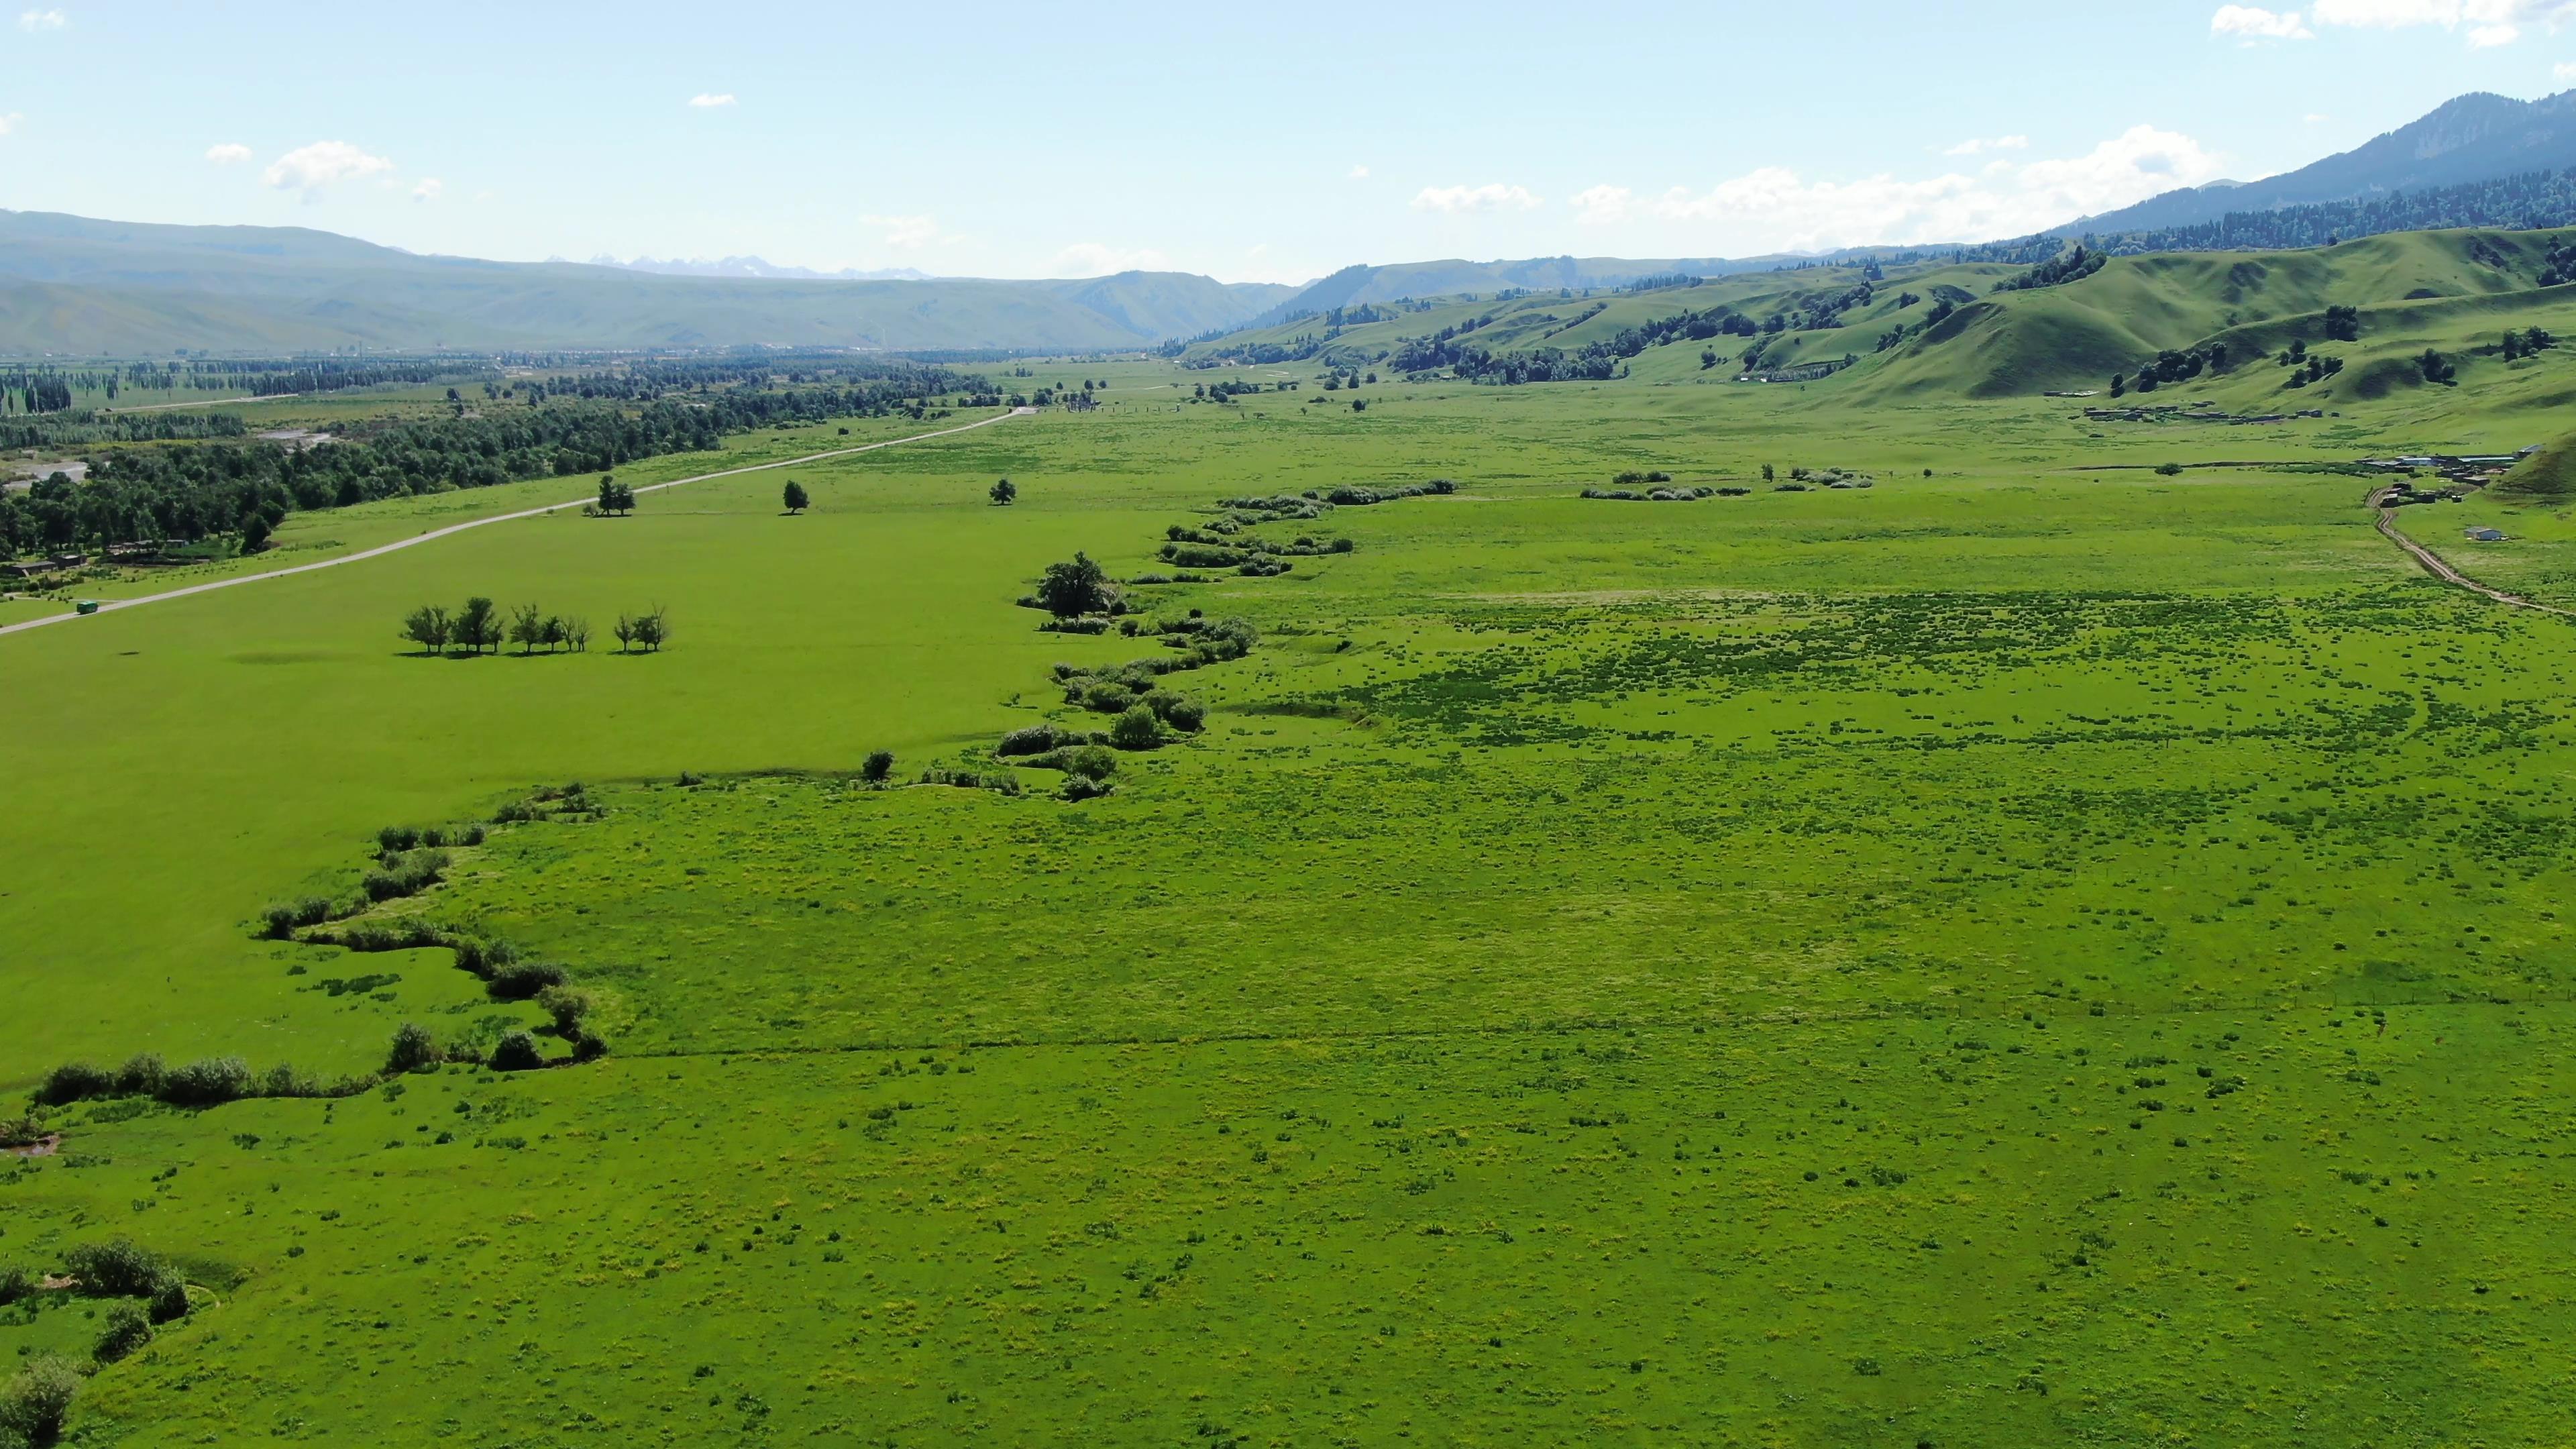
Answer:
xmin=402 ymin=597 xmax=620 ymax=655
xmin=2 ymin=358 xmax=989 ymax=559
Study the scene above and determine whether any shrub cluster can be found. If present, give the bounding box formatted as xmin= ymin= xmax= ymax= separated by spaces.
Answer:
xmin=362 ymin=848 xmax=450 ymax=904
xmin=1582 ymin=486 xmax=1718 ymax=502
xmin=38 ymin=1052 xmax=360 ymax=1109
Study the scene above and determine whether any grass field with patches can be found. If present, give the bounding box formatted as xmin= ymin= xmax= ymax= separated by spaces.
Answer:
xmin=7 ymin=327 xmax=2576 ymax=1445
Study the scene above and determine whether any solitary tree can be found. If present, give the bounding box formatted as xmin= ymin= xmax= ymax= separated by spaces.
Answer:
xmin=989 ymin=478 xmax=1018 ymax=506
xmin=860 ymin=749 xmax=896 ymax=782
xmin=1035 ymin=551 xmax=1111 ymax=618
xmin=401 ymin=604 xmax=451 ymax=657
xmin=782 ymin=480 xmax=809 ymax=514
xmin=612 ymin=613 xmax=637 ymax=654
xmin=597 ymin=476 xmax=636 ymax=515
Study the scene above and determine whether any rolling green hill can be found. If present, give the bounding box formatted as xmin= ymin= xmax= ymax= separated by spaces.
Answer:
xmin=1186 ymin=227 xmax=2576 ymax=424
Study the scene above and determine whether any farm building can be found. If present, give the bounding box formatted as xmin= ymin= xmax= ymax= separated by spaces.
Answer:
xmin=2465 ymin=527 xmax=2506 ymax=541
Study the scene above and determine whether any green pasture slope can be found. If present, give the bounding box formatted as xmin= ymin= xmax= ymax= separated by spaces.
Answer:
xmin=8 ymin=290 xmax=2576 ymax=1445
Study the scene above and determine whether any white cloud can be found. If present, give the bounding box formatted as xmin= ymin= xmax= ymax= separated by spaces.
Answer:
xmin=205 ymin=142 xmax=252 ymax=164
xmin=1410 ymin=182 xmax=1542 ymax=213
xmin=1577 ymin=123 xmax=2224 ymax=254
xmin=688 ymin=93 xmax=737 ymax=108
xmin=17 ymin=8 xmax=66 ymax=32
xmin=262 ymin=140 xmax=394 ymax=193
xmin=2211 ymin=5 xmax=2316 ymax=38
xmin=2558 ymin=58 xmax=2576 ymax=75
xmin=1571 ymin=184 xmax=1635 ymax=225
xmin=1943 ymin=134 xmax=2031 ymax=156
xmin=412 ymin=178 xmax=443 ymax=203
xmin=1348 ymin=164 xmax=1369 ymax=178
xmin=2304 ymin=111 xmax=2331 ymax=121
xmin=1051 ymin=241 xmax=1172 ymax=276
xmin=0 ymin=112 xmax=20 ymax=138
xmin=861 ymin=213 xmax=938 ymax=249
xmin=2305 ymin=0 xmax=2576 ymax=44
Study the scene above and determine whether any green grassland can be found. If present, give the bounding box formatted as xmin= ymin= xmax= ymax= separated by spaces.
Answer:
xmin=9 ymin=252 xmax=2576 ymax=1444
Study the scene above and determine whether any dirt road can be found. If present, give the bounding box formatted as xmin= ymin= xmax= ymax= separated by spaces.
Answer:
xmin=0 ymin=409 xmax=1030 ymax=641
xmin=2369 ymin=486 xmax=2571 ymax=619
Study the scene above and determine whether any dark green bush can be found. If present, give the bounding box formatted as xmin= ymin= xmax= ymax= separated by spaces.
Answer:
xmin=1062 ymin=775 xmax=1114 ymax=802
xmin=1109 ymin=705 xmax=1163 ymax=751
xmin=997 ymin=723 xmax=1077 ymax=757
xmin=113 ymin=1053 xmax=166 ymax=1098
xmin=385 ymin=1022 xmax=444 ymax=1075
xmin=64 ymin=1240 xmax=163 ymax=1298
xmin=0 ymin=1263 xmax=33 ymax=1305
xmin=536 ymin=987 xmax=593 ymax=1036
xmin=158 ymin=1056 xmax=252 ymax=1107
xmin=487 ymin=961 xmax=568 ymax=1001
xmin=37 ymin=1061 xmax=113 ymax=1106
xmin=490 ymin=1030 xmax=545 ymax=1072
xmin=260 ymin=896 xmax=335 ymax=938
xmin=146 ymin=1272 xmax=190 ymax=1325
xmin=0 ymin=1354 xmax=80 ymax=1447
xmin=1151 ymin=696 xmax=1205 ymax=733
xmin=1065 ymin=746 xmax=1118 ymax=782
xmin=451 ymin=936 xmax=516 ymax=977
xmin=860 ymin=750 xmax=896 ymax=783
xmin=94 ymin=1302 xmax=152 ymax=1362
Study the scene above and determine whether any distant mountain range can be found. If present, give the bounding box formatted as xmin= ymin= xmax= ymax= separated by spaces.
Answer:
xmin=574 ymin=255 xmax=938 ymax=282
xmin=0 ymin=210 xmax=1296 ymax=354
xmin=3 ymin=89 xmax=2574 ymax=356
xmin=2070 ymin=89 xmax=2576 ymax=235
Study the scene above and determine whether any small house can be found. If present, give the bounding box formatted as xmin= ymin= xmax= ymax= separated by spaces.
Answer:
xmin=2465 ymin=527 xmax=2505 ymax=541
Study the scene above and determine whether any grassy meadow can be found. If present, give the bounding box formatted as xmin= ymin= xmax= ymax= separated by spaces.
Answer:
xmin=7 ymin=312 xmax=2576 ymax=1444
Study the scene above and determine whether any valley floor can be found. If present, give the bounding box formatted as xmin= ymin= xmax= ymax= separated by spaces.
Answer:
xmin=7 ymin=364 xmax=2576 ymax=1444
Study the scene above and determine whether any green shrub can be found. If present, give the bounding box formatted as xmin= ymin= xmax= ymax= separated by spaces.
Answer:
xmin=1065 ymin=746 xmax=1118 ymax=782
xmin=490 ymin=1030 xmax=545 ymax=1072
xmin=997 ymin=723 xmax=1076 ymax=757
xmin=536 ymin=987 xmax=594 ymax=1037
xmin=37 ymin=1062 xmax=113 ymax=1106
xmin=1109 ymin=705 xmax=1163 ymax=751
xmin=1152 ymin=696 xmax=1205 ymax=733
xmin=112 ymin=1054 xmax=166 ymax=1098
xmin=145 ymin=1272 xmax=190 ymax=1325
xmin=385 ymin=1022 xmax=444 ymax=1075
xmin=0 ymin=1355 xmax=80 ymax=1447
xmin=362 ymin=849 xmax=449 ymax=902
xmin=157 ymin=1057 xmax=252 ymax=1107
xmin=1081 ymin=682 xmax=1136 ymax=713
xmin=487 ymin=961 xmax=568 ymax=1002
xmin=258 ymin=1063 xmax=320 ymax=1098
xmin=260 ymin=896 xmax=334 ymax=938
xmin=0 ymin=1263 xmax=33 ymax=1305
xmin=451 ymin=936 xmax=516 ymax=977
xmin=93 ymin=1302 xmax=152 ymax=1363
xmin=1062 ymin=775 xmax=1115 ymax=802
xmin=64 ymin=1240 xmax=162 ymax=1298
xmin=860 ymin=750 xmax=896 ymax=783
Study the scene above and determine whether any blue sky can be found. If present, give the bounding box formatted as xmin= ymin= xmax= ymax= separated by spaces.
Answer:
xmin=2 ymin=1 xmax=2572 ymax=282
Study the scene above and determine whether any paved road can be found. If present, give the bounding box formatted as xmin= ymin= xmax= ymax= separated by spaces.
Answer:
xmin=2369 ymin=485 xmax=2571 ymax=618
xmin=0 ymin=409 xmax=1030 ymax=641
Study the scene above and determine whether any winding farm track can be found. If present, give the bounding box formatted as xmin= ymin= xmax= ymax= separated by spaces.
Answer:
xmin=0 ymin=409 xmax=1030 ymax=641
xmin=2369 ymin=484 xmax=2573 ymax=619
